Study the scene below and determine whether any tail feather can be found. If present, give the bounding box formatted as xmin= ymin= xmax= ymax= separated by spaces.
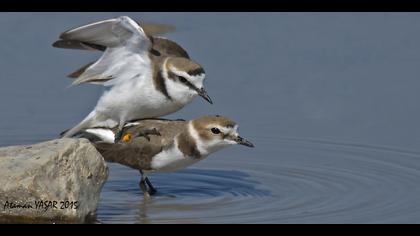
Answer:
xmin=59 ymin=128 xmax=70 ymax=137
xmin=77 ymin=128 xmax=115 ymax=143
xmin=61 ymin=112 xmax=96 ymax=138
xmin=68 ymin=61 xmax=96 ymax=79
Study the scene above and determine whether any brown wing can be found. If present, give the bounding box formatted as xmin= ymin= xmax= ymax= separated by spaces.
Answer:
xmin=94 ymin=141 xmax=162 ymax=171
xmin=87 ymin=119 xmax=187 ymax=171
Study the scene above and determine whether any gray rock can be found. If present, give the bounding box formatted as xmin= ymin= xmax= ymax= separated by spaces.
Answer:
xmin=0 ymin=138 xmax=108 ymax=223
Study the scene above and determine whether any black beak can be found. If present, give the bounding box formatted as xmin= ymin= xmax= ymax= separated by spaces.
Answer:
xmin=197 ymin=88 xmax=213 ymax=104
xmin=234 ymin=136 xmax=255 ymax=148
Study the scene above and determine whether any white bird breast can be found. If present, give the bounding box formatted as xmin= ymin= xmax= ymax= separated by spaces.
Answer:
xmin=150 ymin=139 xmax=202 ymax=173
xmin=94 ymin=63 xmax=184 ymax=121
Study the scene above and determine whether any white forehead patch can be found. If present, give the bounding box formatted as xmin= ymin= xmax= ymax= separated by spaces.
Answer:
xmin=233 ymin=125 xmax=238 ymax=132
xmin=190 ymin=73 xmax=206 ymax=80
xmin=213 ymin=124 xmax=238 ymax=135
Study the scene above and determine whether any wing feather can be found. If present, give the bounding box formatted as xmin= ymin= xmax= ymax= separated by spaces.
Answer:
xmin=59 ymin=16 xmax=151 ymax=86
xmin=80 ymin=119 xmax=186 ymax=170
xmin=52 ymin=39 xmax=106 ymax=51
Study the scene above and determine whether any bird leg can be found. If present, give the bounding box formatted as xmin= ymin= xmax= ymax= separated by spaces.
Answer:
xmin=114 ymin=122 xmax=126 ymax=143
xmin=139 ymin=170 xmax=157 ymax=198
xmin=139 ymin=179 xmax=150 ymax=199
xmin=145 ymin=177 xmax=157 ymax=195
xmin=136 ymin=128 xmax=161 ymax=141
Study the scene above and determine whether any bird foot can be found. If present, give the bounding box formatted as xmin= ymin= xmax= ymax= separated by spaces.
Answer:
xmin=145 ymin=176 xmax=157 ymax=195
xmin=148 ymin=188 xmax=157 ymax=196
xmin=115 ymin=128 xmax=161 ymax=143
xmin=114 ymin=129 xmax=125 ymax=143
xmin=140 ymin=178 xmax=157 ymax=199
xmin=137 ymin=128 xmax=161 ymax=141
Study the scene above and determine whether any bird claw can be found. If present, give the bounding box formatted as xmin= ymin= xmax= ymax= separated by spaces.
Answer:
xmin=115 ymin=128 xmax=161 ymax=143
xmin=139 ymin=176 xmax=156 ymax=199
xmin=148 ymin=188 xmax=157 ymax=195
xmin=114 ymin=130 xmax=124 ymax=143
xmin=138 ymin=128 xmax=161 ymax=141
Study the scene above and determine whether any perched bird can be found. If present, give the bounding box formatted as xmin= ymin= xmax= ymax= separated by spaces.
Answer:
xmin=74 ymin=115 xmax=254 ymax=198
xmin=54 ymin=16 xmax=212 ymax=140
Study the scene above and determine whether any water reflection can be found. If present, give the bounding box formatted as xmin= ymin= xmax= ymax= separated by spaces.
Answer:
xmin=98 ymin=165 xmax=270 ymax=223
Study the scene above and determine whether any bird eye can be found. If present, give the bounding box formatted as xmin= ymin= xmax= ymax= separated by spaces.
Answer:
xmin=211 ymin=127 xmax=221 ymax=134
xmin=178 ymin=76 xmax=187 ymax=83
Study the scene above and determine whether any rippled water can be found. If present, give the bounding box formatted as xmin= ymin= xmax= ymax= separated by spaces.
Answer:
xmin=96 ymin=137 xmax=420 ymax=223
xmin=2 ymin=13 xmax=420 ymax=223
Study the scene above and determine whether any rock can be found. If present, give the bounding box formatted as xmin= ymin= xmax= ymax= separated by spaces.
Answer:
xmin=0 ymin=138 xmax=108 ymax=223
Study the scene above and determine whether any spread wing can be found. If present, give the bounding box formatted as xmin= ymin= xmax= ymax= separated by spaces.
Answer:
xmin=52 ymin=39 xmax=106 ymax=51
xmin=57 ymin=16 xmax=152 ymax=86
xmin=53 ymin=21 xmax=174 ymax=51
xmin=58 ymin=37 xmax=190 ymax=81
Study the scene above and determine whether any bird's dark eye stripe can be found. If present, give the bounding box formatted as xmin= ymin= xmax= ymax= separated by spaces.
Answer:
xmin=178 ymin=76 xmax=187 ymax=83
xmin=211 ymin=128 xmax=221 ymax=134
xmin=177 ymin=76 xmax=197 ymax=90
